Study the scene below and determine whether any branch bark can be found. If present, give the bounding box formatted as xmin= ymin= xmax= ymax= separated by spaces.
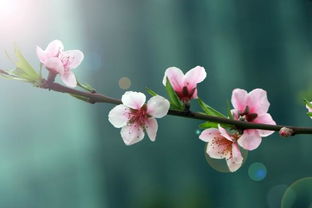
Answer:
xmin=40 ymin=80 xmax=312 ymax=135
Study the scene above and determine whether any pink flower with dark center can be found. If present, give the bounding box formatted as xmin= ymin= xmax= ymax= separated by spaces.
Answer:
xmin=108 ymin=91 xmax=170 ymax=145
xmin=231 ymin=88 xmax=276 ymax=150
xmin=199 ymin=125 xmax=244 ymax=172
xmin=36 ymin=40 xmax=84 ymax=88
xmin=162 ymin=66 xmax=206 ymax=103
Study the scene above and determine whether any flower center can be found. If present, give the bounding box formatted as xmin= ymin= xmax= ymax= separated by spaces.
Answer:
xmin=176 ymin=86 xmax=196 ymax=103
xmin=129 ymin=105 xmax=149 ymax=126
xmin=238 ymin=106 xmax=257 ymax=122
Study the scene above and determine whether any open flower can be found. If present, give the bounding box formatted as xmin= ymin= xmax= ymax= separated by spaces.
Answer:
xmin=162 ymin=66 xmax=206 ymax=103
xmin=231 ymin=88 xmax=276 ymax=150
xmin=108 ymin=91 xmax=170 ymax=145
xmin=36 ymin=40 xmax=84 ymax=88
xmin=199 ymin=125 xmax=243 ymax=172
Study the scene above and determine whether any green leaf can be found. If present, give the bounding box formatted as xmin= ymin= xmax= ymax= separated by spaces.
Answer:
xmin=199 ymin=121 xmax=219 ymax=129
xmin=165 ymin=78 xmax=184 ymax=110
xmin=198 ymin=98 xmax=226 ymax=118
xmin=146 ymin=88 xmax=158 ymax=96
xmin=70 ymin=94 xmax=92 ymax=103
xmin=14 ymin=48 xmax=41 ymax=83
xmin=77 ymin=81 xmax=96 ymax=93
xmin=307 ymin=112 xmax=312 ymax=117
xmin=226 ymin=100 xmax=234 ymax=119
xmin=304 ymin=99 xmax=312 ymax=109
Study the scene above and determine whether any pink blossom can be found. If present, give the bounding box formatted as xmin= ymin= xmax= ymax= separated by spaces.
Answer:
xmin=36 ymin=40 xmax=84 ymax=88
xmin=108 ymin=91 xmax=170 ymax=145
xmin=199 ymin=125 xmax=243 ymax=172
xmin=162 ymin=66 xmax=206 ymax=102
xmin=231 ymin=88 xmax=276 ymax=150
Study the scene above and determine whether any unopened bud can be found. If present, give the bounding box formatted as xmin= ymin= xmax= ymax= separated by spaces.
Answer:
xmin=279 ymin=127 xmax=294 ymax=137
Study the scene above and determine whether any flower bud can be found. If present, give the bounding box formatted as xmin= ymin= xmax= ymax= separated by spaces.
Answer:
xmin=279 ymin=127 xmax=294 ymax=137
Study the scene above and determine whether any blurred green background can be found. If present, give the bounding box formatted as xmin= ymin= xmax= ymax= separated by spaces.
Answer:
xmin=0 ymin=0 xmax=311 ymax=207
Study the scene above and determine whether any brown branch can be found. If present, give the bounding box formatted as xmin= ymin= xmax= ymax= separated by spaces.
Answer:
xmin=40 ymin=80 xmax=312 ymax=135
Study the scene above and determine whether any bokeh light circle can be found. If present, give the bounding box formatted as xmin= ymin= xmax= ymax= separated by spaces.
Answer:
xmin=281 ymin=177 xmax=312 ymax=208
xmin=118 ymin=77 xmax=131 ymax=89
xmin=248 ymin=162 xmax=267 ymax=181
xmin=204 ymin=144 xmax=248 ymax=173
xmin=195 ymin=129 xmax=201 ymax=135
xmin=266 ymin=184 xmax=287 ymax=208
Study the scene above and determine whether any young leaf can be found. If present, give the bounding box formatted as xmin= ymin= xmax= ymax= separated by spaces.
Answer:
xmin=226 ymin=100 xmax=234 ymax=119
xmin=165 ymin=78 xmax=184 ymax=110
xmin=70 ymin=94 xmax=92 ymax=103
xmin=14 ymin=48 xmax=41 ymax=83
xmin=304 ymin=99 xmax=312 ymax=109
xmin=198 ymin=98 xmax=226 ymax=118
xmin=78 ymin=81 xmax=96 ymax=93
xmin=199 ymin=121 xmax=219 ymax=129
xmin=307 ymin=112 xmax=312 ymax=117
xmin=146 ymin=88 xmax=158 ymax=96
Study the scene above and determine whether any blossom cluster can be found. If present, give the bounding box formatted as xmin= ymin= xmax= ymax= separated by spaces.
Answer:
xmin=5 ymin=40 xmax=308 ymax=173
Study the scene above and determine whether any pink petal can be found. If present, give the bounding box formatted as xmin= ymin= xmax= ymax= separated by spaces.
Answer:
xmin=45 ymin=57 xmax=64 ymax=74
xmin=253 ymin=113 xmax=276 ymax=137
xmin=199 ymin=128 xmax=220 ymax=142
xmin=206 ymin=134 xmax=232 ymax=159
xmin=45 ymin=40 xmax=64 ymax=57
xmin=247 ymin=88 xmax=270 ymax=114
xmin=145 ymin=118 xmax=158 ymax=142
xmin=218 ymin=125 xmax=233 ymax=142
xmin=162 ymin=67 xmax=184 ymax=91
xmin=108 ymin=104 xmax=130 ymax=128
xmin=238 ymin=130 xmax=262 ymax=151
xmin=191 ymin=88 xmax=198 ymax=99
xmin=231 ymin=109 xmax=239 ymax=120
xmin=120 ymin=124 xmax=144 ymax=145
xmin=121 ymin=91 xmax=146 ymax=110
xmin=184 ymin=66 xmax=206 ymax=90
xmin=226 ymin=144 xmax=243 ymax=172
xmin=61 ymin=50 xmax=84 ymax=69
xmin=231 ymin=88 xmax=248 ymax=112
xmin=147 ymin=95 xmax=170 ymax=118
xmin=60 ymin=71 xmax=77 ymax=88
xmin=36 ymin=46 xmax=47 ymax=64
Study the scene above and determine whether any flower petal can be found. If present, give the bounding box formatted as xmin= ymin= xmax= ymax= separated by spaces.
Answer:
xmin=247 ymin=88 xmax=270 ymax=114
xmin=206 ymin=134 xmax=232 ymax=159
xmin=218 ymin=125 xmax=234 ymax=142
xmin=199 ymin=128 xmax=220 ymax=142
xmin=61 ymin=50 xmax=84 ymax=69
xmin=36 ymin=46 xmax=47 ymax=64
xmin=121 ymin=91 xmax=146 ymax=110
xmin=147 ymin=95 xmax=170 ymax=118
xmin=226 ymin=143 xmax=243 ymax=172
xmin=145 ymin=118 xmax=158 ymax=142
xmin=45 ymin=40 xmax=64 ymax=57
xmin=231 ymin=88 xmax=248 ymax=113
xmin=108 ymin=104 xmax=130 ymax=128
xmin=120 ymin=124 xmax=144 ymax=145
xmin=253 ymin=113 xmax=276 ymax=137
xmin=60 ymin=71 xmax=77 ymax=88
xmin=162 ymin=67 xmax=184 ymax=91
xmin=184 ymin=66 xmax=206 ymax=90
xmin=238 ymin=130 xmax=262 ymax=151
xmin=45 ymin=57 xmax=64 ymax=74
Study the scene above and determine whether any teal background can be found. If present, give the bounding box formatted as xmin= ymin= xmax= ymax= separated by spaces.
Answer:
xmin=0 ymin=0 xmax=311 ymax=207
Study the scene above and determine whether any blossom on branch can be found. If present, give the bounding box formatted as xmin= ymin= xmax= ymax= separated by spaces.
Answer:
xmin=162 ymin=66 xmax=206 ymax=103
xmin=36 ymin=40 xmax=84 ymax=88
xmin=199 ymin=125 xmax=243 ymax=172
xmin=108 ymin=91 xmax=170 ymax=145
xmin=231 ymin=88 xmax=276 ymax=150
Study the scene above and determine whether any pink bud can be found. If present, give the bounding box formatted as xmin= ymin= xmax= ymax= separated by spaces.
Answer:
xmin=279 ymin=127 xmax=294 ymax=137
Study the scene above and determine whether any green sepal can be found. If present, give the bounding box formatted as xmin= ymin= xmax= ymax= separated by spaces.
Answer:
xmin=165 ymin=77 xmax=184 ymax=110
xmin=304 ymin=99 xmax=312 ymax=109
xmin=77 ymin=81 xmax=96 ymax=93
xmin=146 ymin=88 xmax=158 ymax=96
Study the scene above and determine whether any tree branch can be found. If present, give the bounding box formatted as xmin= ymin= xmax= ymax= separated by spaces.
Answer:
xmin=40 ymin=80 xmax=312 ymax=135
